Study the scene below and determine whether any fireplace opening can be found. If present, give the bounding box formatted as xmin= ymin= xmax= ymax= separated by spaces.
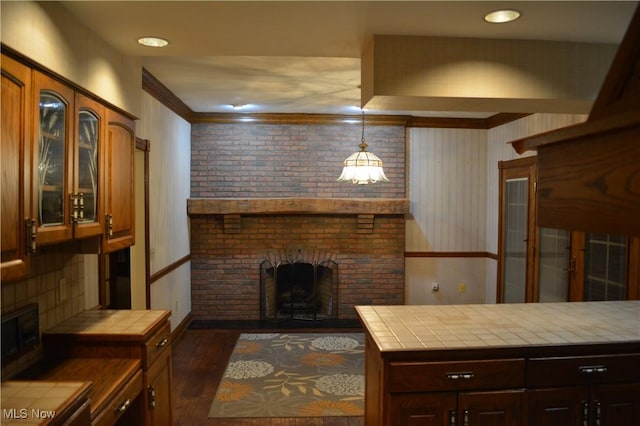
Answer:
xmin=260 ymin=251 xmax=337 ymax=320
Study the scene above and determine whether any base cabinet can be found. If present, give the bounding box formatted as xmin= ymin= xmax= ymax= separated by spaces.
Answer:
xmin=390 ymin=390 xmax=523 ymax=426
xmin=42 ymin=311 xmax=173 ymax=426
xmin=526 ymin=382 xmax=640 ymax=426
xmin=365 ymin=337 xmax=640 ymax=426
xmin=144 ymin=341 xmax=174 ymax=426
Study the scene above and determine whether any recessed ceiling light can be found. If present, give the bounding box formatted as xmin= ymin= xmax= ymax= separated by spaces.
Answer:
xmin=137 ymin=36 xmax=169 ymax=48
xmin=484 ymin=9 xmax=521 ymax=24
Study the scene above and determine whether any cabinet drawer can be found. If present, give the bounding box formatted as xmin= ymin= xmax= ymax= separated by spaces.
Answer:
xmin=527 ymin=353 xmax=640 ymax=387
xmin=144 ymin=322 xmax=171 ymax=369
xmin=93 ymin=369 xmax=143 ymax=426
xmin=388 ymin=359 xmax=525 ymax=392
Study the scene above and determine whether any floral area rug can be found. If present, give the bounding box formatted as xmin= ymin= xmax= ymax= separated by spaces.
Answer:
xmin=208 ymin=332 xmax=365 ymax=418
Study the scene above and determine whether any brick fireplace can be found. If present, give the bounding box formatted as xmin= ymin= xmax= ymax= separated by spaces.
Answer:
xmin=189 ymin=121 xmax=407 ymax=321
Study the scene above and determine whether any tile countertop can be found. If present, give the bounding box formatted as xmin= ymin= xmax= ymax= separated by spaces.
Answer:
xmin=355 ymin=301 xmax=640 ymax=352
xmin=1 ymin=381 xmax=91 ymax=425
xmin=43 ymin=309 xmax=170 ymax=341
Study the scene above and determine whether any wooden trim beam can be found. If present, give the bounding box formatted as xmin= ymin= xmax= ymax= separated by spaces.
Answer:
xmin=187 ymin=197 xmax=410 ymax=216
xmin=405 ymin=251 xmax=498 ymax=260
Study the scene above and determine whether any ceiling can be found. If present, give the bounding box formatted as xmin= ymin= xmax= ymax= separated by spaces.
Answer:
xmin=60 ymin=1 xmax=638 ymax=118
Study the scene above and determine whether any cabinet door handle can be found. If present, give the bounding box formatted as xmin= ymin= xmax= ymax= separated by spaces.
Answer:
xmin=78 ymin=192 xmax=84 ymax=220
xmin=579 ymin=365 xmax=607 ymax=375
xmin=581 ymin=401 xmax=589 ymax=426
xmin=449 ymin=409 xmax=456 ymax=425
xmin=105 ymin=213 xmax=113 ymax=238
xmin=115 ymin=398 xmax=131 ymax=413
xmin=156 ymin=337 xmax=169 ymax=350
xmin=70 ymin=193 xmax=79 ymax=223
xmin=594 ymin=401 xmax=601 ymax=426
xmin=446 ymin=371 xmax=474 ymax=380
xmin=25 ymin=218 xmax=37 ymax=254
xmin=462 ymin=409 xmax=470 ymax=426
xmin=148 ymin=386 xmax=156 ymax=409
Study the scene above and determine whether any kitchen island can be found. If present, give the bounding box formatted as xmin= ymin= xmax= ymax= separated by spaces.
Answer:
xmin=355 ymin=301 xmax=640 ymax=426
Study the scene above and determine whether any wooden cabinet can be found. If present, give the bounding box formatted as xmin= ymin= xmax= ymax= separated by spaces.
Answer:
xmin=357 ymin=303 xmax=640 ymax=426
xmin=73 ymin=94 xmax=105 ymax=240
xmin=103 ymin=110 xmax=135 ymax=253
xmin=32 ymin=70 xmax=76 ymax=245
xmin=386 ymin=358 xmax=525 ymax=426
xmin=1 ymin=52 xmax=136 ymax=264
xmin=390 ymin=390 xmax=523 ymax=426
xmin=526 ymin=354 xmax=640 ymax=426
xmin=42 ymin=310 xmax=173 ymax=426
xmin=1 ymin=54 xmax=33 ymax=282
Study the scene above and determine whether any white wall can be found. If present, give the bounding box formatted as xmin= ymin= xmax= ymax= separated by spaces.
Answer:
xmin=137 ymin=92 xmax=192 ymax=330
xmin=405 ymin=114 xmax=589 ymax=306
xmin=406 ymin=128 xmax=488 ymax=304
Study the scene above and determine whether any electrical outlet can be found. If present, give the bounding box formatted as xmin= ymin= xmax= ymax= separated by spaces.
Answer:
xmin=431 ymin=282 xmax=439 ymax=292
xmin=458 ymin=282 xmax=466 ymax=294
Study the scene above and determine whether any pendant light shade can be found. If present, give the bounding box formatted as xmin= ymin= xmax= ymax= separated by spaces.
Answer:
xmin=337 ymin=113 xmax=389 ymax=184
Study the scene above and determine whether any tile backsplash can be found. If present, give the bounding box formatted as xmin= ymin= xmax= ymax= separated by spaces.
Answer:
xmin=1 ymin=250 xmax=89 ymax=379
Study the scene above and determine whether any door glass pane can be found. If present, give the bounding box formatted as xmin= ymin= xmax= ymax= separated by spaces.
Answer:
xmin=38 ymin=92 xmax=66 ymax=226
xmin=584 ymin=234 xmax=627 ymax=301
xmin=538 ymin=228 xmax=570 ymax=302
xmin=77 ymin=110 xmax=99 ymax=223
xmin=503 ymin=178 xmax=528 ymax=303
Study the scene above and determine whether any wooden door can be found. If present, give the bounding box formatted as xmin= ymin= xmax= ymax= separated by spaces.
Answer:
xmin=103 ymin=109 xmax=135 ymax=253
xmin=1 ymin=54 xmax=32 ymax=281
xmin=73 ymin=93 xmax=104 ymax=239
xmin=459 ymin=390 xmax=523 ymax=426
xmin=592 ymin=383 xmax=640 ymax=426
xmin=497 ymin=157 xmax=537 ymax=303
xmin=526 ymin=387 xmax=587 ymax=426
xmin=389 ymin=392 xmax=456 ymax=426
xmin=32 ymin=70 xmax=75 ymax=246
xmin=145 ymin=350 xmax=174 ymax=426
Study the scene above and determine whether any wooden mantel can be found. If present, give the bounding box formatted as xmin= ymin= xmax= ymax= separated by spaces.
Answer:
xmin=187 ymin=197 xmax=410 ymax=215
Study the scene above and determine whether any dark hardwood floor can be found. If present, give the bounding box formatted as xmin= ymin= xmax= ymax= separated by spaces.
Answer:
xmin=172 ymin=328 xmax=365 ymax=426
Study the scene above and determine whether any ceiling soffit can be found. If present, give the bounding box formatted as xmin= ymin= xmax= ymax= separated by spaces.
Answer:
xmin=362 ymin=35 xmax=619 ymax=114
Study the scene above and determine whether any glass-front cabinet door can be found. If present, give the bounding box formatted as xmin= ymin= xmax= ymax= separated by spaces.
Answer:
xmin=74 ymin=94 xmax=104 ymax=239
xmin=34 ymin=71 xmax=74 ymax=245
xmin=33 ymin=72 xmax=104 ymax=246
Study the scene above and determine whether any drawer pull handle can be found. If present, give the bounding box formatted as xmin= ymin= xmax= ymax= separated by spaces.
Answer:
xmin=115 ymin=398 xmax=131 ymax=413
xmin=579 ymin=365 xmax=607 ymax=375
xmin=156 ymin=337 xmax=169 ymax=350
xmin=446 ymin=371 xmax=474 ymax=380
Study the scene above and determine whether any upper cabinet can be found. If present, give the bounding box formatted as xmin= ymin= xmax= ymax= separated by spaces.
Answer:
xmin=33 ymin=72 xmax=107 ymax=246
xmin=103 ymin=110 xmax=135 ymax=253
xmin=1 ymin=52 xmax=136 ymax=281
xmin=1 ymin=54 xmax=33 ymax=282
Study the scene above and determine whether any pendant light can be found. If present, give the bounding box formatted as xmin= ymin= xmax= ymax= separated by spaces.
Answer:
xmin=337 ymin=112 xmax=389 ymax=184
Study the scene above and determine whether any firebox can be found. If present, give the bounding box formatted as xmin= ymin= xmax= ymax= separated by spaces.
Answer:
xmin=260 ymin=250 xmax=338 ymax=320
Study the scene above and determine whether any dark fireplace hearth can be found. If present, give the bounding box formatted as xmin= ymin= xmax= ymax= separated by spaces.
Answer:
xmin=260 ymin=250 xmax=338 ymax=320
